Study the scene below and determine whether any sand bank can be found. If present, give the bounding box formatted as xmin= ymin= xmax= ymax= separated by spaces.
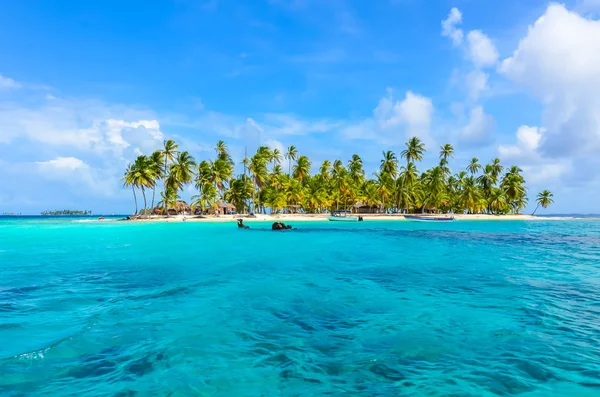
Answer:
xmin=128 ymin=213 xmax=538 ymax=223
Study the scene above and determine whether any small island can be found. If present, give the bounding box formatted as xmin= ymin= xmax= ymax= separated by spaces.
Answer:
xmin=120 ymin=137 xmax=554 ymax=219
xmin=41 ymin=210 xmax=93 ymax=216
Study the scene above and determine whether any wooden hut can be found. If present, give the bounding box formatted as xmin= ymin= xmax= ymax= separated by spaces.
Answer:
xmin=284 ymin=204 xmax=301 ymax=214
xmin=353 ymin=201 xmax=380 ymax=214
xmin=153 ymin=200 xmax=192 ymax=216
xmin=209 ymin=200 xmax=236 ymax=216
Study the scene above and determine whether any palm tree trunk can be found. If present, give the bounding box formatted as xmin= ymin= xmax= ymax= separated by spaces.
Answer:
xmin=132 ymin=185 xmax=138 ymax=215
xmin=151 ymin=187 xmax=156 ymax=211
xmin=164 ymin=155 xmax=170 ymax=217
xmin=141 ymin=186 xmax=147 ymax=215
xmin=531 ymin=204 xmax=540 ymax=216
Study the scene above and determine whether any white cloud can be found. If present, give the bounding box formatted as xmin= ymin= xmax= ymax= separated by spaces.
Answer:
xmin=264 ymin=138 xmax=285 ymax=154
xmin=344 ymin=90 xmax=434 ymax=145
xmin=36 ymin=157 xmax=86 ymax=171
xmin=498 ymin=125 xmax=543 ymax=158
xmin=465 ymin=70 xmax=488 ymax=100
xmin=498 ymin=125 xmax=569 ymax=185
xmin=499 ymin=4 xmax=600 ymax=158
xmin=441 ymin=7 xmax=464 ymax=46
xmin=467 ymin=30 xmax=499 ymax=68
xmin=0 ymin=74 xmax=21 ymax=89
xmin=460 ymin=106 xmax=494 ymax=147
xmin=0 ymin=100 xmax=164 ymax=156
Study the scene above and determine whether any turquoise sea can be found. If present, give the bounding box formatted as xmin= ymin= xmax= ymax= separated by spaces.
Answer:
xmin=2 ymin=217 xmax=600 ymax=396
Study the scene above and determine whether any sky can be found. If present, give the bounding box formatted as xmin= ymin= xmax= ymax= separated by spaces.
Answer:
xmin=1 ymin=0 xmax=600 ymax=214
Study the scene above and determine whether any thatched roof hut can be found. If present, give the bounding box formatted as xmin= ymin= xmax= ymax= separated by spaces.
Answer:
xmin=284 ymin=204 xmax=301 ymax=214
xmin=209 ymin=200 xmax=236 ymax=215
xmin=353 ymin=201 xmax=380 ymax=214
xmin=153 ymin=200 xmax=192 ymax=215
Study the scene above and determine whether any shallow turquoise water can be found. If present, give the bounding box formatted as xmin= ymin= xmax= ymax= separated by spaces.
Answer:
xmin=2 ymin=219 xmax=600 ymax=396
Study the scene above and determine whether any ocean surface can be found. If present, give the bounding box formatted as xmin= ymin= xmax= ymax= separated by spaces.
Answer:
xmin=2 ymin=218 xmax=600 ymax=396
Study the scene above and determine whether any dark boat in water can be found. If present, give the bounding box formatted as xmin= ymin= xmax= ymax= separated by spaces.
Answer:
xmin=404 ymin=215 xmax=455 ymax=222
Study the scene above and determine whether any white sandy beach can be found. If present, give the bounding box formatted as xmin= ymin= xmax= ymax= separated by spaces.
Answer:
xmin=128 ymin=213 xmax=538 ymax=223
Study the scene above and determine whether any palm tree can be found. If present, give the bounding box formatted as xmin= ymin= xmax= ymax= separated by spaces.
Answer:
xmin=490 ymin=158 xmax=503 ymax=181
xmin=167 ymin=151 xmax=196 ymax=213
xmin=319 ymin=160 xmax=332 ymax=178
xmin=161 ymin=140 xmax=179 ymax=216
xmin=348 ymin=154 xmax=365 ymax=185
xmin=399 ymin=137 xmax=425 ymax=212
xmin=293 ymin=155 xmax=311 ymax=182
xmin=192 ymin=182 xmax=218 ymax=213
xmin=285 ymin=145 xmax=298 ymax=177
xmin=215 ymin=140 xmax=230 ymax=162
xmin=380 ymin=150 xmax=398 ymax=178
xmin=225 ymin=175 xmax=254 ymax=213
xmin=121 ymin=164 xmax=138 ymax=215
xmin=439 ymin=144 xmax=454 ymax=161
xmin=132 ymin=155 xmax=155 ymax=214
xmin=149 ymin=150 xmax=164 ymax=210
xmin=532 ymin=190 xmax=554 ymax=215
xmin=401 ymin=137 xmax=426 ymax=165
xmin=271 ymin=148 xmax=282 ymax=169
xmin=467 ymin=157 xmax=482 ymax=175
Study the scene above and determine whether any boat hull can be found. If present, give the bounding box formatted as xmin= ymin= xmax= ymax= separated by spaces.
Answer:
xmin=404 ymin=215 xmax=455 ymax=222
xmin=328 ymin=216 xmax=359 ymax=222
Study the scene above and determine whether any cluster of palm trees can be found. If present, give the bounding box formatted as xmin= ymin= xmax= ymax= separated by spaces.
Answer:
xmin=122 ymin=137 xmax=554 ymax=216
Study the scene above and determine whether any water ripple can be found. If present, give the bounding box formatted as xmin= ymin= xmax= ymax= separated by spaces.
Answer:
xmin=2 ymin=220 xmax=600 ymax=395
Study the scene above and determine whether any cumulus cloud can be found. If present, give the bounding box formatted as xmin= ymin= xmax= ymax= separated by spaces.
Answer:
xmin=36 ymin=156 xmax=86 ymax=171
xmin=498 ymin=125 xmax=569 ymax=185
xmin=441 ymin=8 xmax=464 ymax=46
xmin=0 ymin=74 xmax=21 ymax=89
xmin=343 ymin=90 xmax=434 ymax=145
xmin=460 ymin=106 xmax=494 ymax=147
xmin=0 ymin=100 xmax=164 ymax=157
xmin=465 ymin=70 xmax=489 ymax=100
xmin=466 ymin=30 xmax=499 ymax=68
xmin=499 ymin=4 xmax=600 ymax=158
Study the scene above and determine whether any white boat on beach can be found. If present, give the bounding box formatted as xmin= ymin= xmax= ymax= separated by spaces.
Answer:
xmin=327 ymin=210 xmax=361 ymax=222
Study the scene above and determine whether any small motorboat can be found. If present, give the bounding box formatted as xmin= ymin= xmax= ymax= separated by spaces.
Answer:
xmin=404 ymin=215 xmax=455 ymax=222
xmin=328 ymin=210 xmax=360 ymax=222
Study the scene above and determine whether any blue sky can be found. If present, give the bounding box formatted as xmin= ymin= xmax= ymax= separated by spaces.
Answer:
xmin=1 ymin=0 xmax=599 ymax=214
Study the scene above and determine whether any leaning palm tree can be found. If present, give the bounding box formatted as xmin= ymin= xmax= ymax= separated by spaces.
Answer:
xmin=285 ymin=145 xmax=298 ymax=177
xmin=121 ymin=164 xmax=138 ymax=215
xmin=132 ymin=155 xmax=155 ymax=214
xmin=161 ymin=140 xmax=179 ymax=216
xmin=532 ymin=190 xmax=554 ymax=215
